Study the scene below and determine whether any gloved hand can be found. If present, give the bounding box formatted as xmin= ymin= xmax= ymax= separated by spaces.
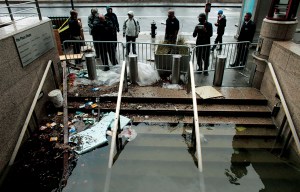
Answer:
xmin=123 ymin=33 xmax=125 ymax=37
xmin=117 ymin=29 xmax=120 ymax=33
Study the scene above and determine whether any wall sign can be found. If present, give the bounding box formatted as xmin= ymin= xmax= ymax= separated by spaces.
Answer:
xmin=14 ymin=22 xmax=55 ymax=67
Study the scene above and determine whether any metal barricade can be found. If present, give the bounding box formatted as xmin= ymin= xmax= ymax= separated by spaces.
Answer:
xmin=191 ymin=41 xmax=251 ymax=72
xmin=62 ymin=40 xmax=125 ymax=70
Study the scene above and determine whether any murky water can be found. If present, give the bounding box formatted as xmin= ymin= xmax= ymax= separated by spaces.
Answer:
xmin=2 ymin=123 xmax=300 ymax=192
xmin=62 ymin=123 xmax=300 ymax=192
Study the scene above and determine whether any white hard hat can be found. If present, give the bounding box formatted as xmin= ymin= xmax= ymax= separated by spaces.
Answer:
xmin=128 ymin=11 xmax=134 ymax=16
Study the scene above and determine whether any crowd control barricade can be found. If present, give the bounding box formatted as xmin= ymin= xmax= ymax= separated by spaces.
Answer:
xmin=62 ymin=40 xmax=125 ymax=69
xmin=191 ymin=41 xmax=251 ymax=72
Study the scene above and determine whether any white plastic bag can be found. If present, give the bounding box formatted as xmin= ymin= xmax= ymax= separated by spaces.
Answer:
xmin=127 ymin=62 xmax=160 ymax=86
xmin=118 ymin=126 xmax=137 ymax=141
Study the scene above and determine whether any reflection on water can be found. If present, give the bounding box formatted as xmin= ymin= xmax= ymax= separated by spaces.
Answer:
xmin=50 ymin=123 xmax=300 ymax=191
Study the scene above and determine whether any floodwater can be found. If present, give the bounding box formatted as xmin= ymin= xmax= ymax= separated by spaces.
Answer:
xmin=62 ymin=123 xmax=300 ymax=192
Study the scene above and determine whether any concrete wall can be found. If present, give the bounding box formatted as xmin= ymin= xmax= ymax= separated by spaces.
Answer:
xmin=260 ymin=41 xmax=300 ymax=161
xmin=0 ymin=20 xmax=60 ymax=174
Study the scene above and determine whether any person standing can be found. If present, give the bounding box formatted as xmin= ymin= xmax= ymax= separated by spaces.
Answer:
xmin=123 ymin=11 xmax=140 ymax=55
xmin=193 ymin=13 xmax=213 ymax=75
xmin=105 ymin=6 xmax=119 ymax=45
xmin=68 ymin=9 xmax=83 ymax=64
xmin=231 ymin=12 xmax=256 ymax=67
xmin=164 ymin=10 xmax=180 ymax=44
xmin=88 ymin=8 xmax=101 ymax=58
xmin=211 ymin=10 xmax=226 ymax=51
xmin=93 ymin=14 xmax=118 ymax=70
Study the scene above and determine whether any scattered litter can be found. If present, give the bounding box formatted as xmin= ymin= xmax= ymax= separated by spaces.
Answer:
xmin=85 ymin=101 xmax=93 ymax=106
xmin=195 ymin=86 xmax=223 ymax=99
xmin=106 ymin=130 xmax=112 ymax=136
xmin=79 ymin=104 xmax=85 ymax=108
xmin=92 ymin=87 xmax=100 ymax=91
xmin=119 ymin=126 xmax=137 ymax=141
xmin=91 ymin=103 xmax=98 ymax=108
xmin=69 ymin=112 xmax=131 ymax=154
xmin=69 ymin=126 xmax=76 ymax=134
xmin=145 ymin=115 xmax=149 ymax=119
xmin=39 ymin=126 xmax=48 ymax=131
xmin=236 ymin=126 xmax=247 ymax=132
xmin=57 ymin=112 xmax=63 ymax=116
xmin=162 ymin=82 xmax=183 ymax=90
xmin=136 ymin=105 xmax=142 ymax=110
xmin=50 ymin=137 xmax=58 ymax=142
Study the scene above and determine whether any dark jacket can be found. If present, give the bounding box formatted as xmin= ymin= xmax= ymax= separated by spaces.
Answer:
xmin=105 ymin=12 xmax=119 ymax=32
xmin=92 ymin=18 xmax=114 ymax=41
xmin=69 ymin=18 xmax=81 ymax=37
xmin=88 ymin=13 xmax=100 ymax=35
xmin=193 ymin=21 xmax=213 ymax=45
xmin=238 ymin=20 xmax=256 ymax=42
xmin=216 ymin=15 xmax=226 ymax=35
xmin=165 ymin=17 xmax=180 ymax=36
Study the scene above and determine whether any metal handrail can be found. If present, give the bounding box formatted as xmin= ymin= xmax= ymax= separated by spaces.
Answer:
xmin=0 ymin=0 xmax=41 ymax=23
xmin=0 ymin=1 xmax=36 ymax=8
xmin=8 ymin=60 xmax=54 ymax=166
xmin=108 ymin=60 xmax=127 ymax=168
xmin=252 ymin=53 xmax=300 ymax=154
xmin=189 ymin=58 xmax=203 ymax=172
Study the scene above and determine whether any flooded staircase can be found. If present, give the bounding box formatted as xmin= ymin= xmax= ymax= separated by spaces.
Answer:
xmin=64 ymin=86 xmax=300 ymax=192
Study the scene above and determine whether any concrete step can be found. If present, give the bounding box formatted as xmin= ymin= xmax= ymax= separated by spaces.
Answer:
xmin=68 ymin=102 xmax=271 ymax=117
xmin=121 ymin=133 xmax=277 ymax=150
xmin=132 ymin=124 xmax=278 ymax=137
xmin=127 ymin=115 xmax=275 ymax=128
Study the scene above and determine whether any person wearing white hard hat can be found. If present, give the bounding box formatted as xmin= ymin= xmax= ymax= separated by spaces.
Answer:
xmin=123 ymin=11 xmax=140 ymax=55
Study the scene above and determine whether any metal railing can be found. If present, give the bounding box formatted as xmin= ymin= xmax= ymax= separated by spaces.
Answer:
xmin=191 ymin=41 xmax=251 ymax=72
xmin=63 ymin=40 xmax=125 ymax=68
xmin=252 ymin=53 xmax=300 ymax=155
xmin=0 ymin=0 xmax=42 ymax=26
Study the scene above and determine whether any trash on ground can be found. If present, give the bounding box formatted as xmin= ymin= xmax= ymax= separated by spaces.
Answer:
xmin=130 ymin=62 xmax=160 ymax=86
xmin=69 ymin=112 xmax=131 ymax=154
xmin=235 ymin=126 xmax=247 ymax=132
xmin=57 ymin=112 xmax=63 ymax=116
xmin=195 ymin=86 xmax=223 ymax=99
xmin=118 ymin=126 xmax=137 ymax=141
xmin=50 ymin=137 xmax=58 ymax=142
xmin=162 ymin=82 xmax=183 ymax=90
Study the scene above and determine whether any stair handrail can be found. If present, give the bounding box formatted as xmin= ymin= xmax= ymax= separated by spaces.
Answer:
xmin=252 ymin=53 xmax=300 ymax=154
xmin=189 ymin=59 xmax=203 ymax=172
xmin=8 ymin=60 xmax=54 ymax=166
xmin=108 ymin=60 xmax=127 ymax=168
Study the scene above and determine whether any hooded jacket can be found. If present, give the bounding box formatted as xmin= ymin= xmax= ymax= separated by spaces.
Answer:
xmin=216 ymin=14 xmax=226 ymax=35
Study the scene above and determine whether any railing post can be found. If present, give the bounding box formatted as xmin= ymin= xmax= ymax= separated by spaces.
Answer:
xmin=85 ymin=53 xmax=97 ymax=80
xmin=171 ymin=55 xmax=181 ymax=84
xmin=35 ymin=0 xmax=42 ymax=20
xmin=213 ymin=55 xmax=226 ymax=86
xmin=5 ymin=0 xmax=14 ymax=21
xmin=128 ymin=54 xmax=138 ymax=84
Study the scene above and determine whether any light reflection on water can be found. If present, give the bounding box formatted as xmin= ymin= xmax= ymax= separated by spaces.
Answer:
xmin=63 ymin=123 xmax=300 ymax=192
